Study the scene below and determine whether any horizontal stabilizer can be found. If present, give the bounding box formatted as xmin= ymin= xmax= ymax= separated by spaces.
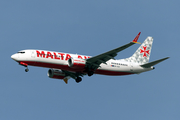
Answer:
xmin=141 ymin=57 xmax=169 ymax=68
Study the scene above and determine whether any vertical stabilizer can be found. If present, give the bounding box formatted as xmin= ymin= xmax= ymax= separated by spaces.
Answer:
xmin=124 ymin=37 xmax=153 ymax=64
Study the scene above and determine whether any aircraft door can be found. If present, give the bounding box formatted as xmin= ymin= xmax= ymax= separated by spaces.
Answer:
xmin=31 ymin=50 xmax=36 ymax=65
xmin=31 ymin=51 xmax=35 ymax=58
xmin=130 ymin=63 xmax=133 ymax=71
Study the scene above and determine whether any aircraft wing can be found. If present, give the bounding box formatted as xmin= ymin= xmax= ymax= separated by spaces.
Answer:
xmin=86 ymin=32 xmax=141 ymax=69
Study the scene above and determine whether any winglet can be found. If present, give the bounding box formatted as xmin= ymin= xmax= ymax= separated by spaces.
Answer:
xmin=132 ymin=32 xmax=141 ymax=44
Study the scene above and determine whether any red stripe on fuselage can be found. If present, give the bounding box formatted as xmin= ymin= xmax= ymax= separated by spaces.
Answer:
xmin=20 ymin=61 xmax=133 ymax=76
xmin=20 ymin=61 xmax=84 ymax=72
xmin=95 ymin=69 xmax=133 ymax=76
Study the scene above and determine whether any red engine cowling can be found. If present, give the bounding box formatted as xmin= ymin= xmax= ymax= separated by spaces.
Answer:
xmin=68 ymin=57 xmax=86 ymax=69
xmin=47 ymin=69 xmax=65 ymax=79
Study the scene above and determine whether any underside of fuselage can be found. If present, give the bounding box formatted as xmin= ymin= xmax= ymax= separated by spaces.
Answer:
xmin=19 ymin=60 xmax=134 ymax=76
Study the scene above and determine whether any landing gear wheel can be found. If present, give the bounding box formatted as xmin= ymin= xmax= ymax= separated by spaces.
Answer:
xmin=25 ymin=68 xmax=29 ymax=72
xmin=75 ymin=77 xmax=82 ymax=83
xmin=88 ymin=71 xmax=94 ymax=76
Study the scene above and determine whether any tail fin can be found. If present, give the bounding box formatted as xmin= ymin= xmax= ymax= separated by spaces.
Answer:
xmin=124 ymin=37 xmax=153 ymax=64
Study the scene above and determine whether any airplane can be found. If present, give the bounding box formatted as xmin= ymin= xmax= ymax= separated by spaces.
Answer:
xmin=11 ymin=32 xmax=169 ymax=84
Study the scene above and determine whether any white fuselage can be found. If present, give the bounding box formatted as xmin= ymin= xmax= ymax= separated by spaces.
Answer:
xmin=11 ymin=49 xmax=153 ymax=76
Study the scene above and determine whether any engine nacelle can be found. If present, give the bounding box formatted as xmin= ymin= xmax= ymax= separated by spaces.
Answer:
xmin=68 ymin=57 xmax=86 ymax=69
xmin=47 ymin=69 xmax=65 ymax=79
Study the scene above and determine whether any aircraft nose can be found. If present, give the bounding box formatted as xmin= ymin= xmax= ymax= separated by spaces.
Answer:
xmin=11 ymin=54 xmax=18 ymax=61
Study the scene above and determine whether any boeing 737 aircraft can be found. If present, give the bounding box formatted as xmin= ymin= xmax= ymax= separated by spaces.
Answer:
xmin=11 ymin=32 xmax=169 ymax=84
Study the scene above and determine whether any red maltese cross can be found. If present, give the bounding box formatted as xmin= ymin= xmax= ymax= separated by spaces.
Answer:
xmin=140 ymin=46 xmax=150 ymax=57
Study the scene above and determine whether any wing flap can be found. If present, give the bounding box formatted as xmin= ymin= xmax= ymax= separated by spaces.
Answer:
xmin=62 ymin=70 xmax=85 ymax=84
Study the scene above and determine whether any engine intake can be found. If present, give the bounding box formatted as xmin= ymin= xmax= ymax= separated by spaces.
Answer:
xmin=68 ymin=57 xmax=86 ymax=69
xmin=47 ymin=69 xmax=65 ymax=79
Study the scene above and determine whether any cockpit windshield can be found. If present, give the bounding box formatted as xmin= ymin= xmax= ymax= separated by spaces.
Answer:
xmin=17 ymin=51 xmax=25 ymax=54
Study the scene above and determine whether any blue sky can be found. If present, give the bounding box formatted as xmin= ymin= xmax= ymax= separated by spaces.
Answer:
xmin=1 ymin=0 xmax=179 ymax=120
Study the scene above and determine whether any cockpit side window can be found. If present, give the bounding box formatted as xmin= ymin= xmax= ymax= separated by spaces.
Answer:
xmin=17 ymin=51 xmax=25 ymax=54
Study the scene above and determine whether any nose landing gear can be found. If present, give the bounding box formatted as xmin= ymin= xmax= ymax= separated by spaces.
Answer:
xmin=25 ymin=67 xmax=29 ymax=72
xmin=19 ymin=62 xmax=29 ymax=72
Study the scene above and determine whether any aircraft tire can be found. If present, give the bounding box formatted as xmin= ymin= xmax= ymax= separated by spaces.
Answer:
xmin=76 ymin=77 xmax=82 ymax=83
xmin=88 ymin=71 xmax=94 ymax=76
xmin=25 ymin=68 xmax=29 ymax=72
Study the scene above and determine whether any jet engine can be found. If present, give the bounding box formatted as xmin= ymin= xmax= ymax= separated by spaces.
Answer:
xmin=47 ymin=69 xmax=65 ymax=79
xmin=67 ymin=57 xmax=86 ymax=69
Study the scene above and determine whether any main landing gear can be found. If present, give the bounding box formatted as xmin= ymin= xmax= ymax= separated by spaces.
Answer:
xmin=75 ymin=77 xmax=82 ymax=83
xmin=75 ymin=71 xmax=93 ymax=83
xmin=88 ymin=71 xmax=94 ymax=76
